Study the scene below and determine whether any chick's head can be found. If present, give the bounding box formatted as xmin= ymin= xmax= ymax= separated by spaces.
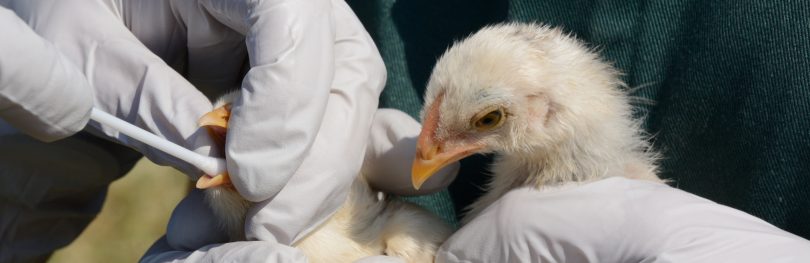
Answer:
xmin=412 ymin=23 xmax=634 ymax=189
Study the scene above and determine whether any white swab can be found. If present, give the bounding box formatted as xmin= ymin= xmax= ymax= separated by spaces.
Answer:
xmin=90 ymin=108 xmax=226 ymax=175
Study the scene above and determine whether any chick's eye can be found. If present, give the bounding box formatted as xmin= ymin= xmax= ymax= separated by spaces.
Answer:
xmin=473 ymin=108 xmax=505 ymax=131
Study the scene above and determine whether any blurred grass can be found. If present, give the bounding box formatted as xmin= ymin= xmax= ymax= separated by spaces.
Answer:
xmin=48 ymin=159 xmax=189 ymax=263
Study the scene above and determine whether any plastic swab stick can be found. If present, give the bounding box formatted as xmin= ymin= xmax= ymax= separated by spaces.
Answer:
xmin=89 ymin=108 xmax=226 ymax=175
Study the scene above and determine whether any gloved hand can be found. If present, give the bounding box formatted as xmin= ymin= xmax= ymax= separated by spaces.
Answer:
xmin=192 ymin=0 xmax=387 ymax=245
xmin=145 ymin=108 xmax=460 ymax=262
xmin=2 ymin=0 xmax=219 ymax=177
xmin=438 ymin=177 xmax=810 ymax=263
xmin=0 ymin=6 xmax=93 ymax=142
xmin=6 ymin=0 xmax=387 ymax=257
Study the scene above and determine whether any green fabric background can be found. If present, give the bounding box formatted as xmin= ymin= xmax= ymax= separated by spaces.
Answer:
xmin=346 ymin=0 xmax=810 ymax=239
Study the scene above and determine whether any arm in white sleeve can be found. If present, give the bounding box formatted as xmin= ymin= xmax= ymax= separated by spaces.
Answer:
xmin=0 ymin=7 xmax=92 ymax=142
xmin=3 ymin=0 xmax=217 ymax=176
xmin=198 ymin=0 xmax=336 ymax=202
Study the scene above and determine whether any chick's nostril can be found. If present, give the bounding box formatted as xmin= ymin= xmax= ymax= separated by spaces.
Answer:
xmin=416 ymin=143 xmax=440 ymax=160
xmin=426 ymin=144 xmax=439 ymax=160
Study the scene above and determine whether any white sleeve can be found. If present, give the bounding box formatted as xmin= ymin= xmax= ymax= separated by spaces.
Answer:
xmin=0 ymin=7 xmax=92 ymax=142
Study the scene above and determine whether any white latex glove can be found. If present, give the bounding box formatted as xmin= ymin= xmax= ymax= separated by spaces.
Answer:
xmin=438 ymin=177 xmax=810 ymax=263
xmin=192 ymin=0 xmax=342 ymax=203
xmin=0 ymin=7 xmax=92 ymax=142
xmin=2 ymin=0 xmax=218 ymax=177
xmin=195 ymin=0 xmax=387 ymax=245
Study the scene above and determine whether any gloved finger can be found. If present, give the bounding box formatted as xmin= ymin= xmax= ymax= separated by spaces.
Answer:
xmin=363 ymin=109 xmax=459 ymax=196
xmin=244 ymin=0 xmax=386 ymax=244
xmin=199 ymin=0 xmax=336 ymax=202
xmin=7 ymin=0 xmax=219 ymax=177
xmin=141 ymin=236 xmax=308 ymax=263
xmin=353 ymin=256 xmax=406 ymax=263
xmin=0 ymin=7 xmax=93 ymax=142
xmin=166 ymin=189 xmax=229 ymax=250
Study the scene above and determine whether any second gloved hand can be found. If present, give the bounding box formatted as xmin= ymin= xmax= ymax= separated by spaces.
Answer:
xmin=438 ymin=177 xmax=810 ymax=263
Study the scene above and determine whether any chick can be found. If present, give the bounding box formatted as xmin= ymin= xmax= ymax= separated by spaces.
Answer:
xmin=197 ymin=91 xmax=452 ymax=263
xmin=411 ymin=23 xmax=661 ymax=222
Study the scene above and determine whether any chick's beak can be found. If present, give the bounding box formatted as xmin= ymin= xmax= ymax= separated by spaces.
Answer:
xmin=196 ymin=104 xmax=233 ymax=189
xmin=412 ymin=95 xmax=481 ymax=190
xmin=198 ymin=104 xmax=231 ymax=144
xmin=196 ymin=173 xmax=232 ymax=189
xmin=412 ymin=137 xmax=482 ymax=190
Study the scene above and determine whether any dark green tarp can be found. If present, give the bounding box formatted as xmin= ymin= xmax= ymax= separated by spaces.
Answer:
xmin=347 ymin=0 xmax=810 ymax=238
